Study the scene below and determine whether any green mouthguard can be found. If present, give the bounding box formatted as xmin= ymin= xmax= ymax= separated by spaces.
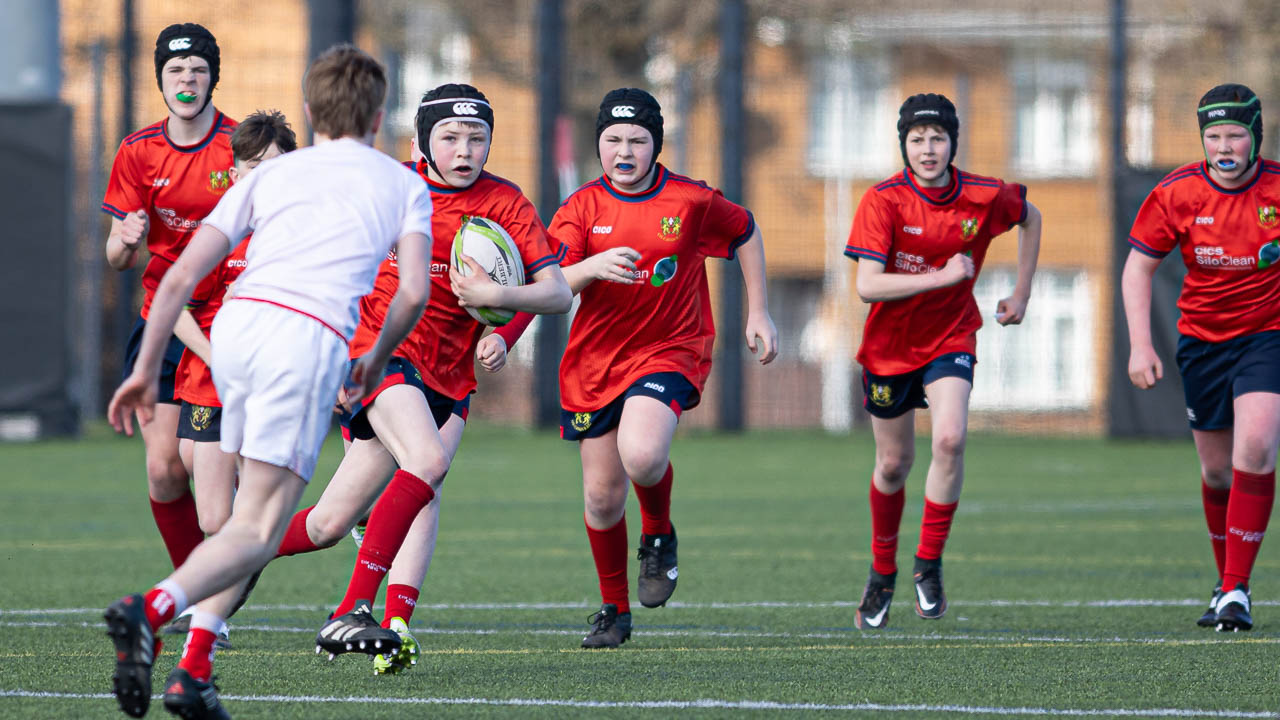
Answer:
xmin=176 ymin=92 xmax=197 ymax=103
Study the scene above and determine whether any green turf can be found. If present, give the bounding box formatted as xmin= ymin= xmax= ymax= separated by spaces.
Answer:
xmin=1 ymin=424 xmax=1277 ymax=719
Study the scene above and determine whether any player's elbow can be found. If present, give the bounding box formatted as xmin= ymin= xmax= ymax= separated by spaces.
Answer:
xmin=548 ymin=281 xmax=573 ymax=314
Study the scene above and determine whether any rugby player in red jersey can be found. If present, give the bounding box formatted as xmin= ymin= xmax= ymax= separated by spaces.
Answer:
xmin=1124 ymin=83 xmax=1280 ymax=632
xmin=549 ymin=88 xmax=778 ymax=648
xmin=158 ymin=111 xmax=297 ymax=651
xmin=102 ymin=23 xmax=235 ymax=576
xmin=268 ymin=84 xmax=570 ymax=671
xmin=844 ymin=93 xmax=1042 ymax=630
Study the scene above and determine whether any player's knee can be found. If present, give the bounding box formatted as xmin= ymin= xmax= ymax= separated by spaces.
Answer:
xmin=584 ymin=483 xmax=626 ymax=520
xmin=619 ymin=449 xmax=667 ymax=487
xmin=307 ymin=509 xmax=351 ymax=548
xmin=402 ymin=455 xmax=451 ymax=490
xmin=931 ymin=430 xmax=967 ymax=460
xmin=1234 ymin=439 xmax=1277 ymax=475
xmin=876 ymin=454 xmax=913 ymax=484
xmin=198 ymin=507 xmax=230 ymax=536
xmin=1202 ymin=464 xmax=1233 ymax=489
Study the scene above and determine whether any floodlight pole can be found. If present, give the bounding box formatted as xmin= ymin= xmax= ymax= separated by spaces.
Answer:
xmin=718 ymin=0 xmax=746 ymax=431
xmin=534 ymin=0 xmax=565 ymax=428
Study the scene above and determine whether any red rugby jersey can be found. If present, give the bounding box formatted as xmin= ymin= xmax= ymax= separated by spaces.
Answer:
xmin=845 ymin=167 xmax=1027 ymax=376
xmin=1128 ymin=160 xmax=1280 ymax=343
xmin=551 ymin=165 xmax=755 ymax=411
xmin=348 ymin=163 xmax=564 ymax=400
xmin=102 ymin=112 xmax=237 ymax=319
xmin=173 ymin=237 xmax=250 ymax=406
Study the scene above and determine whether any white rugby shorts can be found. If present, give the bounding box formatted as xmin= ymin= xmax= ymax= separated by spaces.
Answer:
xmin=210 ymin=299 xmax=349 ymax=481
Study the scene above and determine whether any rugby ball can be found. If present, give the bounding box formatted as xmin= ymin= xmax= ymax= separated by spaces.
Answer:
xmin=451 ymin=215 xmax=525 ymax=326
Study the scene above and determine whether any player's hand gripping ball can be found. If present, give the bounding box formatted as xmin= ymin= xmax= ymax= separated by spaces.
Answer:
xmin=451 ymin=215 xmax=525 ymax=326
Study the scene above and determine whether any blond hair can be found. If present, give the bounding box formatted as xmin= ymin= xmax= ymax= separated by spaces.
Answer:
xmin=303 ymin=44 xmax=386 ymax=139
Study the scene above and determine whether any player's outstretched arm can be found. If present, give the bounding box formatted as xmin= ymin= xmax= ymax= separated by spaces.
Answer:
xmin=451 ymin=261 xmax=572 ymax=314
xmin=562 ymin=247 xmax=641 ymax=294
xmin=174 ymin=309 xmax=212 ymax=365
xmin=105 ymin=210 xmax=149 ymax=271
xmin=107 ymin=223 xmax=231 ymax=435
xmin=735 ymin=226 xmax=778 ymax=364
xmin=1121 ymin=249 xmax=1164 ymax=390
xmin=995 ymin=201 xmax=1043 ymax=326
xmin=856 ymin=251 xmax=974 ymax=303
xmin=349 ymin=231 xmax=430 ymax=404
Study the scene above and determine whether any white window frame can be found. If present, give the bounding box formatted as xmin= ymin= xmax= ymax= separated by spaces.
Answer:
xmin=807 ymin=39 xmax=897 ymax=180
xmin=1011 ymin=53 xmax=1096 ymax=177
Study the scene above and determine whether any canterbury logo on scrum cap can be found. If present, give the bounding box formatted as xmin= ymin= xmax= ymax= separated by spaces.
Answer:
xmin=611 ymin=105 xmax=636 ymax=118
xmin=914 ymin=109 xmax=940 ymax=117
xmin=168 ymin=38 xmax=192 ymax=51
xmin=453 ymin=102 xmax=479 ymax=115
xmin=419 ymin=97 xmax=492 ymax=110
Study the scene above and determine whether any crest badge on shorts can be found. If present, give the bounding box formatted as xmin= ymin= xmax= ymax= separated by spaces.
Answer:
xmin=571 ymin=412 xmax=593 ymax=432
xmin=190 ymin=405 xmax=214 ymax=431
xmin=869 ymin=384 xmax=892 ymax=407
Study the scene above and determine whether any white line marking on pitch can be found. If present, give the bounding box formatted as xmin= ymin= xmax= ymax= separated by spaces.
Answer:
xmin=4 ymin=598 xmax=1274 ymax=615
xmin=0 ymin=689 xmax=1275 ymax=717
xmin=4 ymin=620 xmax=1276 ymax=645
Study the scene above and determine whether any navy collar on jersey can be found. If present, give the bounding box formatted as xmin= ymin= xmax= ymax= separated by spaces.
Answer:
xmin=1197 ymin=160 xmax=1265 ymax=195
xmin=599 ymin=164 xmax=669 ymax=203
xmin=161 ymin=110 xmax=227 ymax=154
xmin=902 ymin=165 xmax=962 ymax=206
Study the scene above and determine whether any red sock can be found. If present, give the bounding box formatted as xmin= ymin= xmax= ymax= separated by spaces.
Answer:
xmin=142 ymin=588 xmax=179 ymax=630
xmin=916 ymin=498 xmax=959 ymax=562
xmin=633 ymin=463 xmax=673 ymax=536
xmin=334 ymin=470 xmax=435 ymax=616
xmin=382 ymin=584 xmax=420 ymax=627
xmin=1223 ymin=468 xmax=1275 ymax=590
xmin=276 ymin=506 xmax=320 ymax=557
xmin=1201 ymin=479 xmax=1230 ymax=580
xmin=176 ymin=628 xmax=217 ymax=682
xmin=585 ymin=515 xmax=630 ymax=614
xmin=150 ymin=490 xmax=203 ymax=569
xmin=869 ymin=482 xmax=905 ymax=576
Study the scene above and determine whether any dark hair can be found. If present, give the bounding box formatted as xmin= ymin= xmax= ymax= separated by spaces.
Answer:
xmin=230 ymin=110 xmax=297 ymax=162
xmin=303 ymin=44 xmax=387 ymax=139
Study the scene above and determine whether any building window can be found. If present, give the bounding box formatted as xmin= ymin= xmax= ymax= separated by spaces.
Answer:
xmin=807 ymin=41 xmax=896 ymax=179
xmin=970 ymin=268 xmax=1095 ymax=410
xmin=1012 ymin=54 xmax=1096 ymax=177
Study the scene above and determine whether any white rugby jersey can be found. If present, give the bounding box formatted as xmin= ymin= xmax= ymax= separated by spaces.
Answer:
xmin=201 ymin=138 xmax=433 ymax=339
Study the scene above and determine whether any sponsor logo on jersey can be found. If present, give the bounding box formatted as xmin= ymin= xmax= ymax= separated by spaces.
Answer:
xmin=226 ymin=258 xmax=247 ymax=269
xmin=153 ymin=177 xmax=170 ymax=187
xmin=650 ymin=254 xmax=678 ymax=287
xmin=168 ymin=37 xmax=192 ymax=51
xmin=902 ymin=225 xmax=923 ymax=235
xmin=571 ymin=412 xmax=593 ymax=432
xmin=1257 ymin=240 xmax=1280 ymax=270
xmin=156 ymin=207 xmax=201 ymax=231
xmin=1195 ymin=216 xmax=1214 ymax=225
xmin=1257 ymin=205 xmax=1278 ymax=229
xmin=643 ymin=381 xmax=666 ymax=393
xmin=209 ymin=169 xmax=231 ymax=192
xmin=894 ymin=251 xmax=937 ymax=275
xmin=960 ymin=218 xmax=979 ymax=241
xmin=189 ymin=405 xmax=214 ymax=432
xmin=659 ymin=216 xmax=682 ymax=242
xmin=611 ymin=105 xmax=636 ymax=118
xmin=869 ymin=383 xmax=892 ymax=407
xmin=591 ymin=225 xmax=613 ymax=234
xmin=1194 ymin=245 xmax=1257 ymax=269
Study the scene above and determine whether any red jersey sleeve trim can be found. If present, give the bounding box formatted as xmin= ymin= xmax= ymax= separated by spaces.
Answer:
xmin=1016 ymin=184 xmax=1029 ymax=224
xmin=101 ymin=202 xmax=129 ymax=219
xmin=845 ymin=246 xmax=888 ymax=263
xmin=1128 ymin=235 xmax=1169 ymax=259
xmin=726 ymin=211 xmax=756 ymax=260
xmin=526 ymin=245 xmax=567 ymax=276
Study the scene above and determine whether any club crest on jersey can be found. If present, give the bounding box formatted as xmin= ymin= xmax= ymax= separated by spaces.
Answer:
xmin=869 ymin=384 xmax=892 ymax=407
xmin=650 ymin=254 xmax=678 ymax=287
xmin=1257 ymin=205 xmax=1278 ymax=229
xmin=960 ymin=218 xmax=979 ymax=241
xmin=659 ymin=216 xmax=682 ymax=242
xmin=571 ymin=412 xmax=593 ymax=432
xmin=209 ymin=170 xmax=231 ymax=192
xmin=189 ymin=405 xmax=214 ymax=432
